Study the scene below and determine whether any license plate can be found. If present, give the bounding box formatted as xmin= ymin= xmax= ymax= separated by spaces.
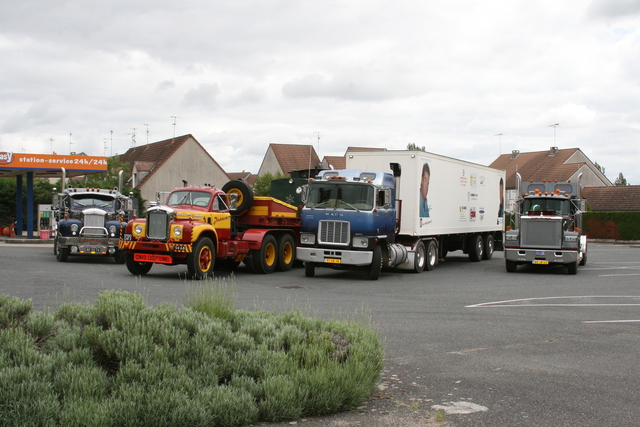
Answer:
xmin=533 ymin=260 xmax=549 ymax=265
xmin=325 ymin=258 xmax=341 ymax=264
xmin=134 ymin=253 xmax=172 ymax=264
xmin=536 ymin=251 xmax=545 ymax=256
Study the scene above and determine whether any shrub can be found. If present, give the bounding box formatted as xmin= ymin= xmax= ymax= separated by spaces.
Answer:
xmin=0 ymin=281 xmax=383 ymax=426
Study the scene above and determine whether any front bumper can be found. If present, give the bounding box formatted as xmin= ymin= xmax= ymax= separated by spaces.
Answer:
xmin=57 ymin=236 xmax=118 ymax=255
xmin=505 ymin=247 xmax=579 ymax=265
xmin=297 ymin=246 xmax=373 ymax=266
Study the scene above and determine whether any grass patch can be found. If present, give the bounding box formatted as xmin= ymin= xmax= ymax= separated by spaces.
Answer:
xmin=0 ymin=279 xmax=383 ymax=426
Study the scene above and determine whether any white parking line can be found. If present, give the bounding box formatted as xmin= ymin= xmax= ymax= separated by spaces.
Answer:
xmin=583 ymin=320 xmax=640 ymax=324
xmin=466 ymin=296 xmax=640 ymax=308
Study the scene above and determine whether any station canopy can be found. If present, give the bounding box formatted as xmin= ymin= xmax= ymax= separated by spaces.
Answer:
xmin=0 ymin=151 xmax=108 ymax=178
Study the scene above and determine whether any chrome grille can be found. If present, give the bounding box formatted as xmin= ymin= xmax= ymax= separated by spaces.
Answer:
xmin=318 ymin=220 xmax=350 ymax=245
xmin=147 ymin=211 xmax=169 ymax=240
xmin=521 ymin=217 xmax=562 ymax=249
xmin=83 ymin=213 xmax=105 ymax=236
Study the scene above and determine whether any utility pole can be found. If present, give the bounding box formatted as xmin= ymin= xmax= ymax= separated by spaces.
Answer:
xmin=495 ymin=133 xmax=502 ymax=155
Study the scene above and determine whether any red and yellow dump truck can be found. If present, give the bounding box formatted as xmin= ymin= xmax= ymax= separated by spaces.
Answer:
xmin=119 ymin=180 xmax=300 ymax=279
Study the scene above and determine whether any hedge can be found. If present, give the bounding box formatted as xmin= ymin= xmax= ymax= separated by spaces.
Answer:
xmin=583 ymin=211 xmax=640 ymax=241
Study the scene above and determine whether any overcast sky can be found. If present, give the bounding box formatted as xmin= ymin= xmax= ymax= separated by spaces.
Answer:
xmin=1 ymin=0 xmax=639 ymax=184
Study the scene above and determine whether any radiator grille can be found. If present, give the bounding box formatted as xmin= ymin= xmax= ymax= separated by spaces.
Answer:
xmin=147 ymin=211 xmax=169 ymax=240
xmin=521 ymin=217 xmax=562 ymax=249
xmin=318 ymin=220 xmax=350 ymax=245
xmin=83 ymin=213 xmax=105 ymax=235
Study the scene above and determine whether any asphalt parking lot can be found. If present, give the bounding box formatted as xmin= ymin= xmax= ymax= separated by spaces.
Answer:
xmin=1 ymin=241 xmax=639 ymax=426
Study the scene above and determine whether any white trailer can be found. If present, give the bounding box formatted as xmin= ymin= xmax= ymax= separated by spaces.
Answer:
xmin=346 ymin=149 xmax=506 ymax=268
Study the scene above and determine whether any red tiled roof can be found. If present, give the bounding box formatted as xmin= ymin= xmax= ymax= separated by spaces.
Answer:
xmin=269 ymin=144 xmax=321 ymax=175
xmin=227 ymin=171 xmax=256 ymax=187
xmin=491 ymin=148 xmax=584 ymax=188
xmin=323 ymin=156 xmax=346 ymax=170
xmin=582 ymin=186 xmax=640 ymax=211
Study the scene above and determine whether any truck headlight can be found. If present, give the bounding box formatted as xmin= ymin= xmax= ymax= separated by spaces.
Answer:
xmin=564 ymin=235 xmax=578 ymax=242
xmin=134 ymin=224 xmax=143 ymax=235
xmin=70 ymin=224 xmax=79 ymax=233
xmin=172 ymin=225 xmax=183 ymax=238
xmin=352 ymin=236 xmax=369 ymax=247
xmin=506 ymin=233 xmax=519 ymax=241
xmin=108 ymin=225 xmax=118 ymax=236
xmin=300 ymin=233 xmax=315 ymax=245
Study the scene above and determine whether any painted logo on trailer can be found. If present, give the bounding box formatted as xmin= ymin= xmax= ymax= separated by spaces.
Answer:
xmin=0 ymin=152 xmax=13 ymax=164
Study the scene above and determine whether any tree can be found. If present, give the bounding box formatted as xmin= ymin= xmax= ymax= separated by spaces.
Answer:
xmin=594 ymin=162 xmax=606 ymax=176
xmin=614 ymin=172 xmax=630 ymax=186
xmin=252 ymin=171 xmax=288 ymax=196
xmin=406 ymin=143 xmax=426 ymax=152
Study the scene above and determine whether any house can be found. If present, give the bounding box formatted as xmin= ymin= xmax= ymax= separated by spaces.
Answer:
xmin=119 ymin=134 xmax=229 ymax=206
xmin=257 ymin=144 xmax=321 ymax=177
xmin=490 ymin=147 xmax=612 ymax=211
xmin=582 ymin=186 xmax=640 ymax=211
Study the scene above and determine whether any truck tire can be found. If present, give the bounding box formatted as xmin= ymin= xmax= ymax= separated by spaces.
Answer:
xmin=413 ymin=241 xmax=426 ymax=273
xmin=304 ymin=262 xmax=316 ymax=277
xmin=426 ymin=240 xmax=437 ymax=271
xmin=567 ymin=261 xmax=578 ymax=275
xmin=54 ymin=237 xmax=69 ymax=262
xmin=187 ymin=237 xmax=216 ymax=279
xmin=251 ymin=234 xmax=277 ymax=274
xmin=505 ymin=259 xmax=518 ymax=273
xmin=125 ymin=254 xmax=153 ymax=276
xmin=468 ymin=235 xmax=484 ymax=262
xmin=222 ymin=180 xmax=254 ymax=215
xmin=367 ymin=244 xmax=382 ymax=280
xmin=276 ymin=233 xmax=295 ymax=271
xmin=482 ymin=234 xmax=494 ymax=260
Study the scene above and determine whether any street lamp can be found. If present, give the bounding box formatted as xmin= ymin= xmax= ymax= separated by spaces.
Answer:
xmin=549 ymin=123 xmax=559 ymax=147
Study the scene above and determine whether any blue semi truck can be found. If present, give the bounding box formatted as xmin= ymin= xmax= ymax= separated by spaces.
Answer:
xmin=297 ymin=149 xmax=506 ymax=280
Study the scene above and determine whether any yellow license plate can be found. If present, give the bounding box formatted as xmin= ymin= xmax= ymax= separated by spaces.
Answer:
xmin=325 ymin=258 xmax=341 ymax=264
xmin=533 ymin=260 xmax=549 ymax=265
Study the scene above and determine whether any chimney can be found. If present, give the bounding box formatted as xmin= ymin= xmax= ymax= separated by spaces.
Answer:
xmin=511 ymin=150 xmax=520 ymax=159
xmin=549 ymin=146 xmax=558 ymax=156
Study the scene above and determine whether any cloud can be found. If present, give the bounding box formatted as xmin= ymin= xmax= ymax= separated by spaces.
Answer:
xmin=181 ymin=83 xmax=221 ymax=109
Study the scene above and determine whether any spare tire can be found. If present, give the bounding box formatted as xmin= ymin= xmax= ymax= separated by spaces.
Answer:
xmin=222 ymin=179 xmax=254 ymax=215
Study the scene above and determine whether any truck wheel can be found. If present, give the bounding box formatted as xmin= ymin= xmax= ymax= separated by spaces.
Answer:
xmin=54 ymin=237 xmax=69 ymax=262
xmin=113 ymin=250 xmax=126 ymax=264
xmin=482 ymin=234 xmax=494 ymax=260
xmin=222 ymin=180 xmax=254 ymax=215
xmin=426 ymin=240 xmax=437 ymax=271
xmin=304 ymin=262 xmax=316 ymax=277
xmin=505 ymin=259 xmax=518 ymax=273
xmin=367 ymin=244 xmax=382 ymax=280
xmin=276 ymin=234 xmax=295 ymax=271
xmin=468 ymin=235 xmax=484 ymax=262
xmin=125 ymin=254 xmax=152 ymax=276
xmin=567 ymin=261 xmax=578 ymax=275
xmin=251 ymin=234 xmax=277 ymax=274
xmin=187 ymin=237 xmax=216 ymax=279
xmin=413 ymin=241 xmax=426 ymax=273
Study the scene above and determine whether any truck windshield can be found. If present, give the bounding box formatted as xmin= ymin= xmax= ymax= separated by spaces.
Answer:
xmin=523 ymin=198 xmax=571 ymax=216
xmin=307 ymin=183 xmax=374 ymax=210
xmin=167 ymin=191 xmax=212 ymax=207
xmin=71 ymin=195 xmax=116 ymax=211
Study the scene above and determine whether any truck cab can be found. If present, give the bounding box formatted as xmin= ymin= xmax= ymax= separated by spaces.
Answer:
xmin=53 ymin=186 xmax=133 ymax=263
xmin=297 ymin=169 xmax=405 ymax=280
xmin=504 ymin=174 xmax=587 ymax=274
